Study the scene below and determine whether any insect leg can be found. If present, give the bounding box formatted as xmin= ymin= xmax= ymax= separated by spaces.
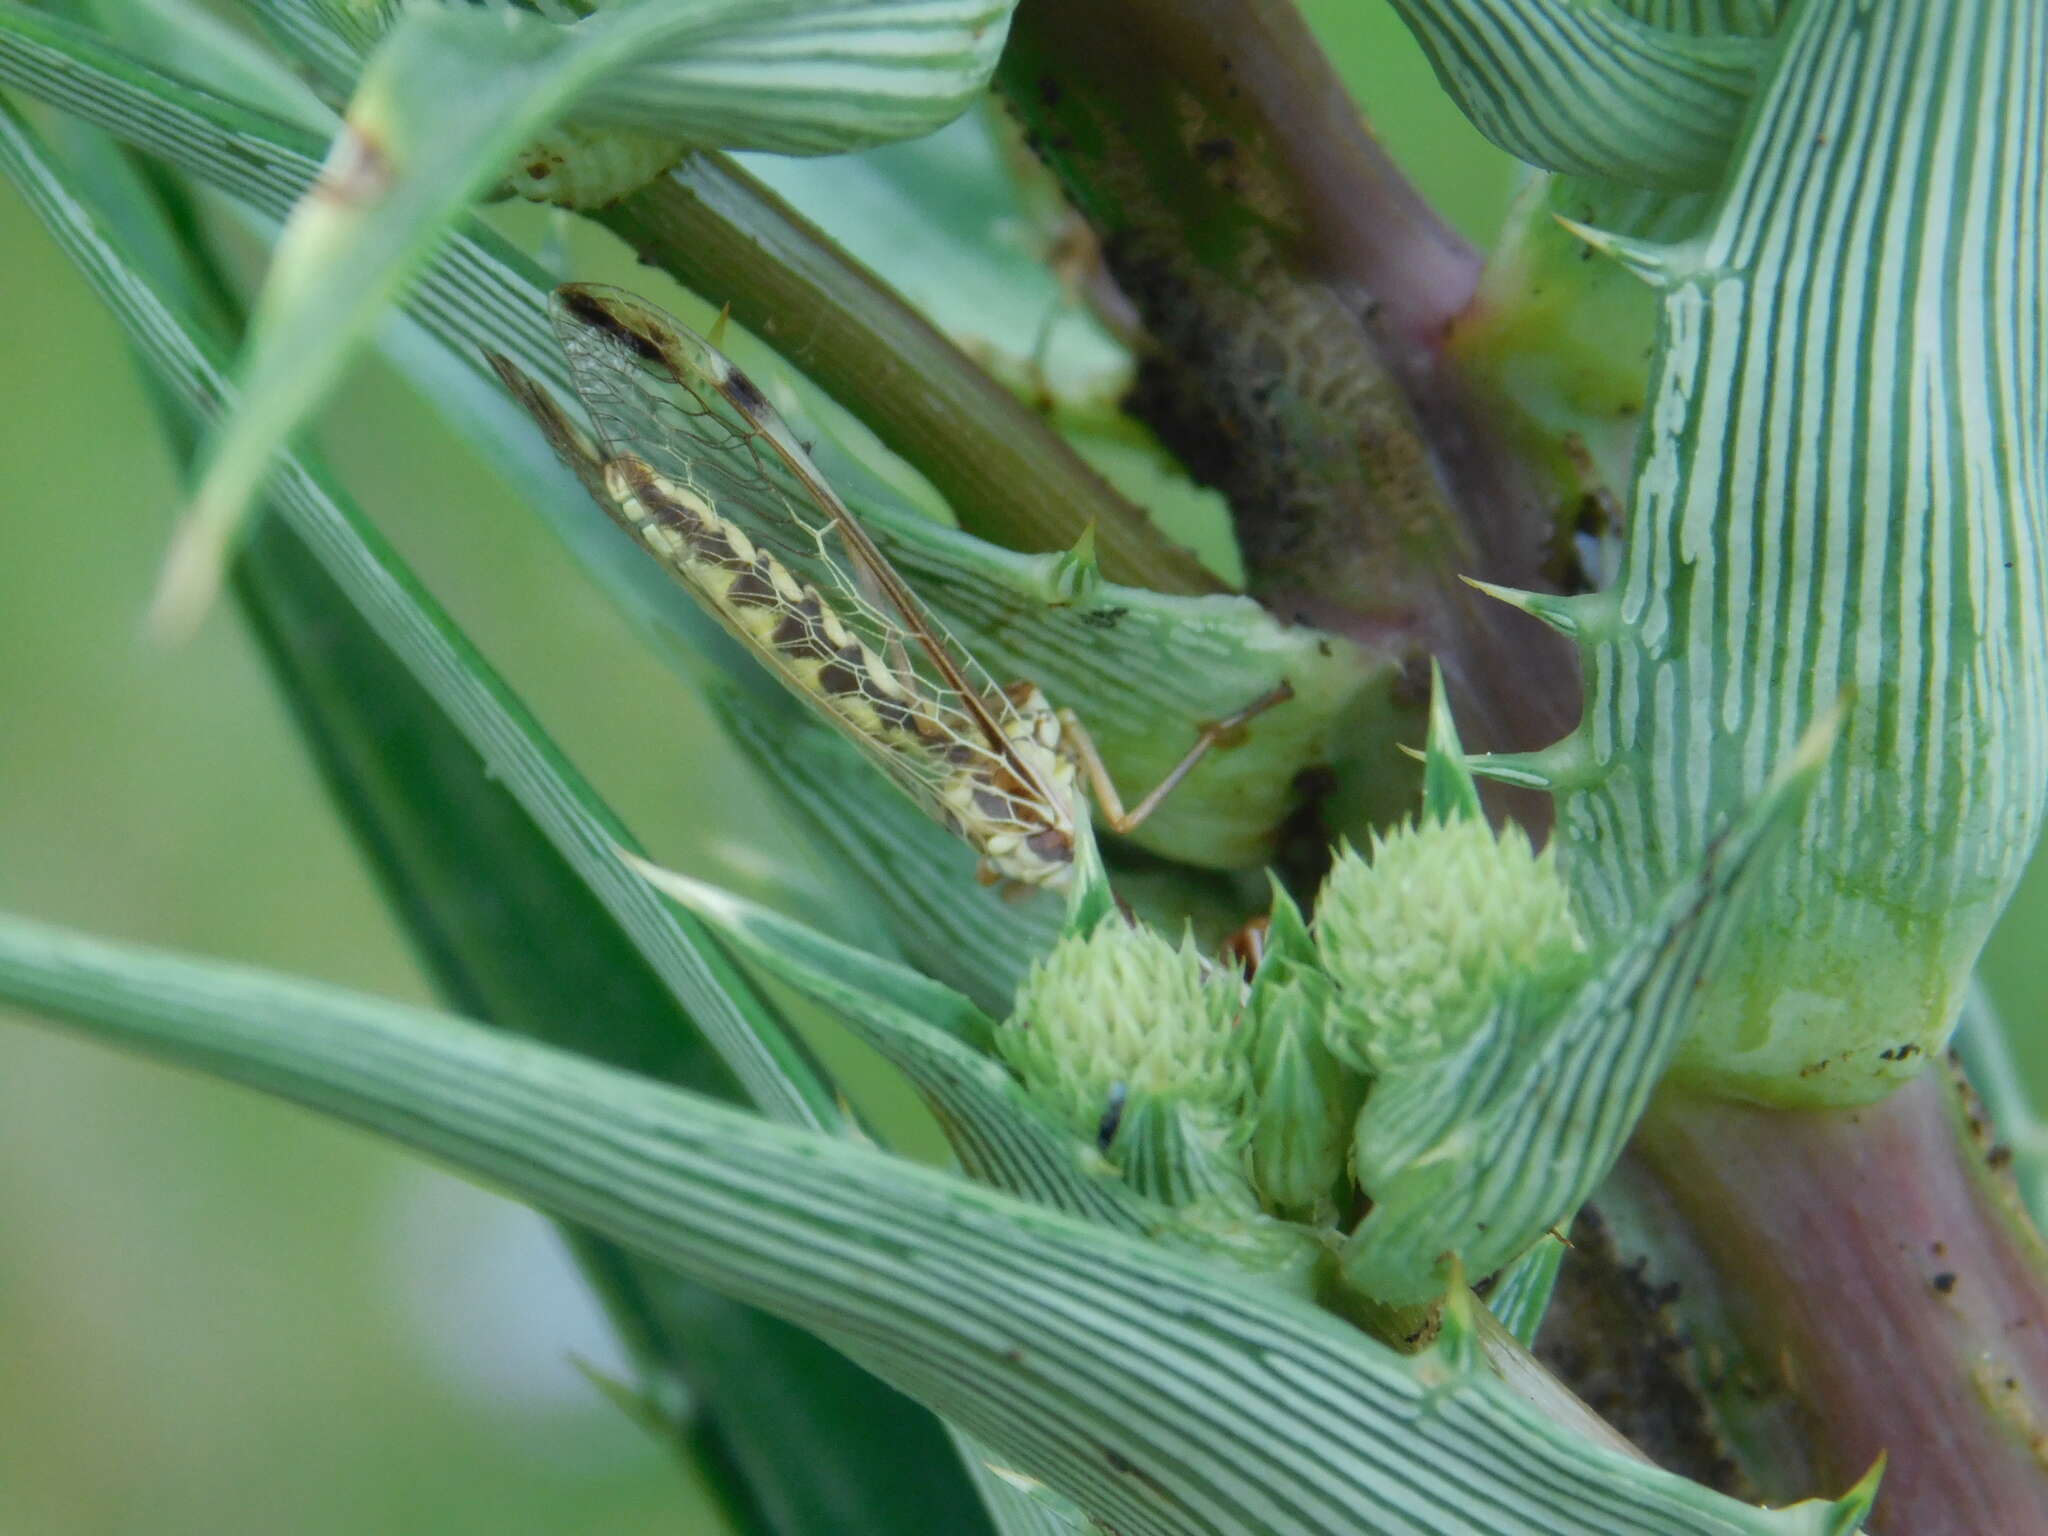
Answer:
xmin=1061 ymin=680 xmax=1295 ymax=835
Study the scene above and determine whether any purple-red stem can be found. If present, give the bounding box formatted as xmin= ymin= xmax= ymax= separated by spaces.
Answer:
xmin=995 ymin=0 xmax=1580 ymax=766
xmin=1632 ymin=1071 xmax=2048 ymax=1531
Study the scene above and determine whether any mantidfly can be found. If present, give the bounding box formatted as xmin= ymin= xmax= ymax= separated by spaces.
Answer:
xmin=485 ymin=284 xmax=1290 ymax=891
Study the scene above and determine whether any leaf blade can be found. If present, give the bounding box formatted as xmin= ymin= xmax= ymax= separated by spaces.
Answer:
xmin=0 ymin=909 xmax=1869 ymax=1536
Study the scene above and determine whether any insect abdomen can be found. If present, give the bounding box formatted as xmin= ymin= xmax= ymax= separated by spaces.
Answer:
xmin=607 ymin=456 xmax=934 ymax=748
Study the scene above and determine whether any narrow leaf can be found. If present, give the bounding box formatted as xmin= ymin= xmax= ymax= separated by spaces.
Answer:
xmin=0 ymin=912 xmax=1870 ymax=1536
xmin=1384 ymin=0 xmax=1764 ymax=190
xmin=630 ymin=858 xmax=1159 ymax=1233
xmin=8 ymin=94 xmax=995 ymax=1535
xmin=159 ymin=0 xmax=1014 ymax=635
xmin=0 ymin=84 xmax=842 ymax=1134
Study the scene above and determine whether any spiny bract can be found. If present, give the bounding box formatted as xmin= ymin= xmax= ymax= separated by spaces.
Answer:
xmin=1317 ymin=817 xmax=1586 ymax=1073
xmin=1000 ymin=921 xmax=1246 ymax=1141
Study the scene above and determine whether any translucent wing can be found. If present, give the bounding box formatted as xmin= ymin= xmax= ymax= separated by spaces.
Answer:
xmin=490 ymin=290 xmax=1066 ymax=846
xmin=551 ymin=286 xmax=1000 ymax=690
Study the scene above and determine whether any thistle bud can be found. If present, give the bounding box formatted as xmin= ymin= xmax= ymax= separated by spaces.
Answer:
xmin=1315 ymin=819 xmax=1586 ymax=1073
xmin=1000 ymin=920 xmax=1247 ymax=1154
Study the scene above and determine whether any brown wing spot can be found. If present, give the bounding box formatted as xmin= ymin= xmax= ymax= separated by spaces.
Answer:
xmin=817 ymin=647 xmax=869 ymax=699
xmin=723 ymin=365 xmax=770 ymax=416
xmin=633 ymin=486 xmax=709 ymax=538
xmin=1028 ymin=828 xmax=1073 ymax=863
xmin=870 ymin=693 xmax=919 ymax=735
xmin=559 ymin=287 xmax=666 ymax=365
xmin=973 ymin=786 xmax=1019 ymax=821
xmin=770 ymin=597 xmax=835 ymax=660
xmin=727 ymin=557 xmax=782 ymax=608
xmin=612 ymin=458 xmax=714 ymax=530
xmin=689 ymin=525 xmax=748 ymax=570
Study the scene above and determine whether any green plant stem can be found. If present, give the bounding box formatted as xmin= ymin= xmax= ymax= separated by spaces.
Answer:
xmin=994 ymin=0 xmax=1580 ymax=762
xmin=597 ymin=153 xmax=1223 ymax=595
xmin=1626 ymin=1069 xmax=2048 ymax=1530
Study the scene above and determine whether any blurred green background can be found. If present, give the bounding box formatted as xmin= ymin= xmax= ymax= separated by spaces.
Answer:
xmin=1 ymin=7 xmax=2042 ymax=1533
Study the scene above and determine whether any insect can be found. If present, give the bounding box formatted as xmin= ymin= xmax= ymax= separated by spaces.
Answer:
xmin=486 ymin=284 xmax=1288 ymax=889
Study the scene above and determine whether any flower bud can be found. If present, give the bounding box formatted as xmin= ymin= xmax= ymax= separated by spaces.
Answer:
xmin=1242 ymin=952 xmax=1364 ymax=1222
xmin=1316 ymin=819 xmax=1586 ymax=1073
xmin=1000 ymin=921 xmax=1247 ymax=1150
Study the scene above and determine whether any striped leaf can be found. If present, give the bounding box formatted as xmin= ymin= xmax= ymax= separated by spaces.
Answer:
xmin=154 ymin=0 xmax=1015 ymax=636
xmin=0 ymin=71 xmax=841 ymax=1137
xmin=0 ymin=90 xmax=1017 ymax=1534
xmin=579 ymin=0 xmax=1017 ymax=152
xmin=0 ymin=6 xmax=1370 ymax=881
xmin=1550 ymin=0 xmax=2048 ymax=1105
xmin=1485 ymin=1236 xmax=1568 ymax=1347
xmin=1612 ymin=0 xmax=1782 ymax=34
xmin=1383 ymin=0 xmax=1766 ymax=190
xmin=631 ymin=863 xmax=1162 ymax=1234
xmin=1424 ymin=0 xmax=1778 ymax=530
xmin=0 ymin=911 xmax=1875 ymax=1535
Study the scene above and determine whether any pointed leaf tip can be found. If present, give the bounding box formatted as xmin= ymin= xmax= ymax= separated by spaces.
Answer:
xmin=1422 ymin=664 xmax=1483 ymax=824
xmin=1462 ymin=751 xmax=1557 ymax=792
xmin=1060 ymin=836 xmax=1118 ymax=937
xmin=145 ymin=506 xmax=233 ymax=644
xmin=1551 ymin=215 xmax=1683 ymax=285
xmin=1047 ymin=522 xmax=1102 ymax=604
xmin=705 ymin=300 xmax=733 ymax=349
xmin=1465 ymin=734 xmax=1598 ymax=795
xmin=1462 ymin=576 xmax=1594 ymax=639
xmin=621 ymin=848 xmax=746 ymax=927
xmin=1836 ymin=1452 xmax=1885 ymax=1528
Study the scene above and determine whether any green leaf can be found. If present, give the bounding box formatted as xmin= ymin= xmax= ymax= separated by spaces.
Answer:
xmin=1552 ymin=0 xmax=2048 ymax=1105
xmin=0 ymin=911 xmax=1871 ymax=1535
xmin=1 ymin=96 xmax=1000 ymax=1536
xmin=1612 ymin=0 xmax=1782 ymax=34
xmin=629 ymin=860 xmax=1161 ymax=1234
xmin=0 ymin=76 xmax=840 ymax=1134
xmin=842 ymin=477 xmax=1395 ymax=870
xmin=156 ymin=0 xmax=1014 ymax=636
xmin=1485 ymin=1236 xmax=1567 ymax=1347
xmin=958 ymin=1458 xmax=1094 ymax=1536
xmin=1383 ymin=0 xmax=1765 ymax=190
xmin=573 ymin=0 xmax=1015 ymax=150
xmin=1421 ymin=659 xmax=1484 ymax=824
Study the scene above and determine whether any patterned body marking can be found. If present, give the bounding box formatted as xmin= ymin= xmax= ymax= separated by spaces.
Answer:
xmin=485 ymin=284 xmax=1082 ymax=887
